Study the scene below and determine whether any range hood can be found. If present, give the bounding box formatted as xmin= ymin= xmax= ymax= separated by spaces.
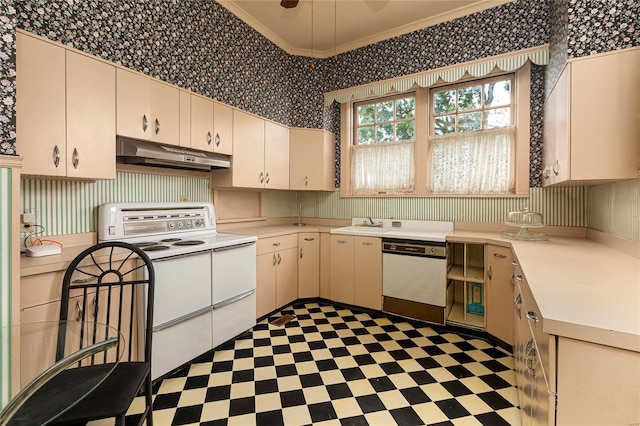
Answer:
xmin=116 ymin=137 xmax=230 ymax=171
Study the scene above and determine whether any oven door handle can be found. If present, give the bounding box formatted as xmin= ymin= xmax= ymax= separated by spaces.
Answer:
xmin=152 ymin=250 xmax=212 ymax=262
xmin=152 ymin=306 xmax=212 ymax=331
xmin=212 ymin=241 xmax=256 ymax=252
xmin=212 ymin=289 xmax=255 ymax=309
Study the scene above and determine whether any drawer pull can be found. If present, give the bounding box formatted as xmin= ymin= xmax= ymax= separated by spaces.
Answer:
xmin=493 ymin=253 xmax=507 ymax=259
xmin=76 ymin=301 xmax=84 ymax=322
xmin=272 ymin=242 xmax=281 ymax=247
xmin=300 ymin=248 xmax=303 ymax=259
xmin=52 ymin=145 xmax=60 ymax=167
xmin=303 ymin=237 xmax=315 ymax=242
xmin=215 ymin=133 xmax=221 ymax=146
xmin=526 ymin=311 xmax=540 ymax=323
xmin=272 ymin=254 xmax=277 ymax=266
xmin=362 ymin=242 xmax=373 ymax=246
xmin=514 ymin=274 xmax=523 ymax=282
xmin=337 ymin=240 xmax=347 ymax=244
xmin=514 ymin=294 xmax=522 ymax=319
xmin=511 ymin=260 xmax=518 ymax=266
xmin=142 ymin=114 xmax=148 ymax=132
xmin=488 ymin=266 xmax=492 ymax=280
xmin=277 ymin=253 xmax=282 ymax=264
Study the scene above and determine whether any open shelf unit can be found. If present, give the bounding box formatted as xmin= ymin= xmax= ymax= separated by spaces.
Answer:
xmin=446 ymin=243 xmax=485 ymax=330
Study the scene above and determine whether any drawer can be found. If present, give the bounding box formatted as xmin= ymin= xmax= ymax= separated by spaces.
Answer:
xmin=21 ymin=271 xmax=65 ymax=309
xmin=486 ymin=244 xmax=514 ymax=267
xmin=257 ymin=233 xmax=298 ymax=255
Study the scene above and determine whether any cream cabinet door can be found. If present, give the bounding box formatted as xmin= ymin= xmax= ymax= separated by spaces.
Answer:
xmin=298 ymin=233 xmax=320 ymax=298
xmin=150 ymin=81 xmax=180 ymax=145
xmin=232 ymin=110 xmax=265 ymax=189
xmin=330 ymin=235 xmax=355 ymax=305
xmin=290 ymin=128 xmax=335 ymax=190
xmin=190 ymin=94 xmax=214 ymax=151
xmin=354 ymin=237 xmax=382 ymax=310
xmin=256 ymin=253 xmax=277 ymax=319
xmin=320 ymin=233 xmax=332 ymax=299
xmin=264 ymin=121 xmax=290 ymax=189
xmin=485 ymin=245 xmax=514 ymax=345
xmin=276 ymin=247 xmax=298 ymax=309
xmin=213 ymin=102 xmax=233 ymax=155
xmin=66 ymin=51 xmax=116 ymax=179
xmin=16 ymin=32 xmax=66 ymax=177
xmin=179 ymin=90 xmax=191 ymax=147
xmin=116 ymin=69 xmax=152 ymax=140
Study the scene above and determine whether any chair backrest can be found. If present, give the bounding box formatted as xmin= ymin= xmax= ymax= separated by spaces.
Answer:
xmin=57 ymin=242 xmax=155 ymax=364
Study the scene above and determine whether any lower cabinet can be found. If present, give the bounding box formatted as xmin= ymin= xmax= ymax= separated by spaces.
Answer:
xmin=256 ymin=234 xmax=298 ymax=318
xmin=329 ymin=235 xmax=382 ymax=309
xmin=486 ymin=244 xmax=515 ymax=346
xmin=319 ymin=233 xmax=332 ymax=299
xmin=298 ymin=233 xmax=320 ymax=298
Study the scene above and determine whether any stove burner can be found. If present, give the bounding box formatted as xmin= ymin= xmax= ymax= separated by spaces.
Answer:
xmin=142 ymin=245 xmax=170 ymax=252
xmin=173 ymin=240 xmax=205 ymax=246
xmin=160 ymin=238 xmax=182 ymax=243
xmin=133 ymin=242 xmax=160 ymax=248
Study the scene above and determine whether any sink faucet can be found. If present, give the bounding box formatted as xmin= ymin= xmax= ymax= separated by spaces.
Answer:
xmin=367 ymin=217 xmax=375 ymax=226
xmin=366 ymin=217 xmax=381 ymax=227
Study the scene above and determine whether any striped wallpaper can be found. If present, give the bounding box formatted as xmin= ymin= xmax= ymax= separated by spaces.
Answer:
xmin=588 ymin=179 xmax=640 ymax=242
xmin=0 ymin=167 xmax=12 ymax=406
xmin=287 ymin=187 xmax=588 ymax=227
xmin=21 ymin=172 xmax=212 ymax=236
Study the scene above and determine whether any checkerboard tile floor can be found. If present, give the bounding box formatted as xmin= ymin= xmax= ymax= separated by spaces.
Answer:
xmin=94 ymin=302 xmax=520 ymax=425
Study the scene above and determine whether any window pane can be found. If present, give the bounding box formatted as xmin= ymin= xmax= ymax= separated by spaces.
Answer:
xmin=358 ymin=126 xmax=374 ymax=144
xmin=376 ymin=124 xmax=394 ymax=142
xmin=376 ymin=101 xmax=394 ymax=122
xmin=396 ymin=97 xmax=415 ymax=120
xmin=396 ymin=120 xmax=415 ymax=141
xmin=434 ymin=90 xmax=456 ymax=114
xmin=458 ymin=112 xmax=481 ymax=132
xmin=458 ymin=85 xmax=482 ymax=111
xmin=484 ymin=107 xmax=511 ymax=129
xmin=434 ymin=115 xmax=456 ymax=135
xmin=484 ymin=80 xmax=511 ymax=107
xmin=357 ymin=105 xmax=375 ymax=125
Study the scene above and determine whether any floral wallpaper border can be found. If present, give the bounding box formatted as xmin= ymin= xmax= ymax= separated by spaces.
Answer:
xmin=0 ymin=1 xmax=16 ymax=156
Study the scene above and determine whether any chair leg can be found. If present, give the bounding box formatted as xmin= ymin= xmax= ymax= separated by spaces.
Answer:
xmin=115 ymin=414 xmax=125 ymax=426
xmin=144 ymin=374 xmax=154 ymax=426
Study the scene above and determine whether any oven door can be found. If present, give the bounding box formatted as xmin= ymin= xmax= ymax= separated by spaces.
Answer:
xmin=151 ymin=250 xmax=213 ymax=326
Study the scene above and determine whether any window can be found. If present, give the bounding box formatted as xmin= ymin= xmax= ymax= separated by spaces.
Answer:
xmin=428 ymin=76 xmax=516 ymax=194
xmin=339 ymin=64 xmax=530 ymax=197
xmin=351 ymin=94 xmax=416 ymax=193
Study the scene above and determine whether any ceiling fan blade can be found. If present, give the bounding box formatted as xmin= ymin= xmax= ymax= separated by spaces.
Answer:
xmin=280 ymin=0 xmax=299 ymax=8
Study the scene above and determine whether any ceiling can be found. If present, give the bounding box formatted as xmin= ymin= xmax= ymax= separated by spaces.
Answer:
xmin=218 ymin=0 xmax=513 ymax=58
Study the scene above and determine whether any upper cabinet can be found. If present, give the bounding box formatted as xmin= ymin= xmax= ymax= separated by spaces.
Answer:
xmin=17 ymin=32 xmax=116 ymax=179
xmin=212 ymin=110 xmax=289 ymax=189
xmin=290 ymin=128 xmax=335 ymax=191
xmin=189 ymin=96 xmax=233 ymax=154
xmin=116 ymin=69 xmax=180 ymax=146
xmin=543 ymin=47 xmax=640 ymax=186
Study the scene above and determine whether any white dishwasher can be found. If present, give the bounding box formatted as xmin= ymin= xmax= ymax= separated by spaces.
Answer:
xmin=382 ymin=239 xmax=448 ymax=325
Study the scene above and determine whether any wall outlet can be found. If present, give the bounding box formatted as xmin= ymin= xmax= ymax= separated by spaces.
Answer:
xmin=180 ymin=195 xmax=189 ymax=202
xmin=22 ymin=212 xmax=35 ymax=225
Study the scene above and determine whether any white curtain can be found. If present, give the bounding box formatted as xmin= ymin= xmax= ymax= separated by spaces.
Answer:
xmin=427 ymin=126 xmax=515 ymax=194
xmin=352 ymin=141 xmax=415 ymax=193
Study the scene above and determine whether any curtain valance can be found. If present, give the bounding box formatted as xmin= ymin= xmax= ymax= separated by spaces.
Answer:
xmin=324 ymin=45 xmax=548 ymax=106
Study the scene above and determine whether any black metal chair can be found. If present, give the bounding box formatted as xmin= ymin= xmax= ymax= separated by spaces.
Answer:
xmin=10 ymin=242 xmax=155 ymax=426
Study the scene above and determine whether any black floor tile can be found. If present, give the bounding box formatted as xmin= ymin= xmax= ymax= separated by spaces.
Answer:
xmin=435 ymin=398 xmax=471 ymax=419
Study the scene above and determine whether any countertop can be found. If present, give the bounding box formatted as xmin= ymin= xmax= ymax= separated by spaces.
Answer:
xmin=21 ymin=225 xmax=640 ymax=352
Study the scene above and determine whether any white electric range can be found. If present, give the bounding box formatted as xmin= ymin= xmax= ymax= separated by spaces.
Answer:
xmin=98 ymin=202 xmax=257 ymax=379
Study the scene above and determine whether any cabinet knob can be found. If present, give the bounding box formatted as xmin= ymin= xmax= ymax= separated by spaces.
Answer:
xmin=142 ymin=114 xmax=148 ymax=132
xmin=155 ymin=118 xmax=160 ymax=135
xmin=215 ymin=133 xmax=221 ymax=146
xmin=52 ymin=145 xmax=60 ymax=168
xmin=72 ymin=148 xmax=80 ymax=169
xmin=526 ymin=310 xmax=540 ymax=323
xmin=304 ymin=176 xmax=308 ymax=186
xmin=514 ymin=293 xmax=522 ymax=319
xmin=265 ymin=173 xmax=270 ymax=184
xmin=259 ymin=172 xmax=264 ymax=183
xmin=207 ymin=131 xmax=212 ymax=145
xmin=553 ymin=160 xmax=560 ymax=176
xmin=543 ymin=166 xmax=550 ymax=179
xmin=511 ymin=260 xmax=518 ymax=266
xmin=76 ymin=301 xmax=84 ymax=322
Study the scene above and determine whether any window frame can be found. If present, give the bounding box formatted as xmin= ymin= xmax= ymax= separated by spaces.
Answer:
xmin=339 ymin=63 xmax=531 ymax=198
xmin=353 ymin=93 xmax=417 ymax=146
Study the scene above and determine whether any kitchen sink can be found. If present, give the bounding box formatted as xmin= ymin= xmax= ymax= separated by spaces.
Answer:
xmin=334 ymin=226 xmax=389 ymax=235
